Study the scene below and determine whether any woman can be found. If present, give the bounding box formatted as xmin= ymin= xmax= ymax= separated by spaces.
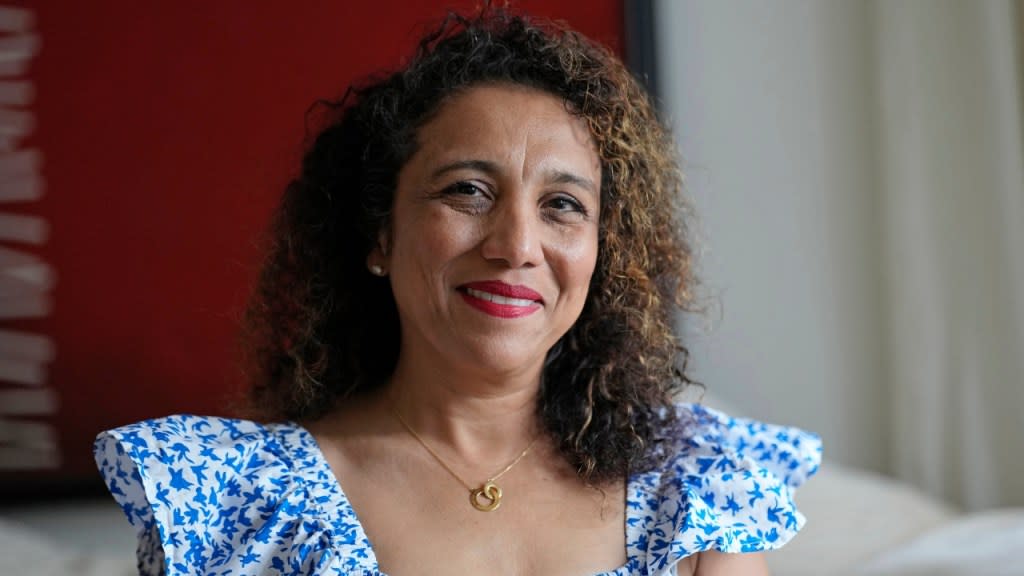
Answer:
xmin=95 ymin=9 xmax=820 ymax=576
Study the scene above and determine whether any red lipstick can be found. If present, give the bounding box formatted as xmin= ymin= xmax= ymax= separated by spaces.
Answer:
xmin=459 ymin=281 xmax=543 ymax=318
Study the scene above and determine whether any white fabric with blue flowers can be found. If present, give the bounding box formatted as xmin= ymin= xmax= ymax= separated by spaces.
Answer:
xmin=94 ymin=404 xmax=821 ymax=576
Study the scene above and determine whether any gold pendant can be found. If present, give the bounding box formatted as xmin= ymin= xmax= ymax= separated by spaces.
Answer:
xmin=470 ymin=481 xmax=502 ymax=511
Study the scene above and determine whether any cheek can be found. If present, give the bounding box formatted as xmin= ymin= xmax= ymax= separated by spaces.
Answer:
xmin=558 ymin=230 xmax=600 ymax=300
xmin=394 ymin=207 xmax=478 ymax=282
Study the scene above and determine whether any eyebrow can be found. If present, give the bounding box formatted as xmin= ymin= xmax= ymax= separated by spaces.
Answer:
xmin=432 ymin=159 xmax=598 ymax=195
xmin=432 ymin=160 xmax=499 ymax=180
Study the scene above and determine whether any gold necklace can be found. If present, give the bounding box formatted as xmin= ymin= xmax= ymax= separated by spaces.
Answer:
xmin=391 ymin=405 xmax=537 ymax=512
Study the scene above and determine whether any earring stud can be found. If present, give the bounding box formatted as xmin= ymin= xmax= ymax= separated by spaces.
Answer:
xmin=369 ymin=265 xmax=386 ymax=276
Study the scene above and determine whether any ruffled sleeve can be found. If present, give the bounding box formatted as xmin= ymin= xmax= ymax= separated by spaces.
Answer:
xmin=632 ymin=403 xmax=822 ymax=574
xmin=93 ymin=414 xmax=351 ymax=576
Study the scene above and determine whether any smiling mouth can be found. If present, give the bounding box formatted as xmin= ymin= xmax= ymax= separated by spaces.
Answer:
xmin=463 ymin=287 xmax=538 ymax=307
xmin=457 ymin=282 xmax=543 ymax=318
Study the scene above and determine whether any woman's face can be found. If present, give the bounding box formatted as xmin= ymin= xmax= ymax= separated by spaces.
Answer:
xmin=375 ymin=83 xmax=601 ymax=379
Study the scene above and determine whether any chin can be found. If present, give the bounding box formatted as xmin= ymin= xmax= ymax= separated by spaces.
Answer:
xmin=457 ymin=342 xmax=549 ymax=378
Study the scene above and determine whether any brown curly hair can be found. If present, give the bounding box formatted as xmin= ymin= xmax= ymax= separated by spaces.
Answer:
xmin=242 ymin=7 xmax=700 ymax=483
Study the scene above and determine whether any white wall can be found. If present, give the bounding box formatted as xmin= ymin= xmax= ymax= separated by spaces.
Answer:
xmin=656 ymin=1 xmax=887 ymax=471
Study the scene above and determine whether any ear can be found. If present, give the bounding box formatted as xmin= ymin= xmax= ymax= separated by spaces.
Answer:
xmin=365 ymin=229 xmax=391 ymax=272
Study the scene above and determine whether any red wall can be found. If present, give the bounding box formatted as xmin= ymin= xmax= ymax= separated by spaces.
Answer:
xmin=4 ymin=1 xmax=623 ymax=490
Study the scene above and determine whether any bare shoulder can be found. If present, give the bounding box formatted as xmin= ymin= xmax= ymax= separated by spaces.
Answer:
xmin=693 ymin=551 xmax=770 ymax=576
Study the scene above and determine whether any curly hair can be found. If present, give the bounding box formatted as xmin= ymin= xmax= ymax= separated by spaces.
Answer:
xmin=242 ymin=8 xmax=700 ymax=483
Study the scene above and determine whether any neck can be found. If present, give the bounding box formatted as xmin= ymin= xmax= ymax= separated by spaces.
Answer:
xmin=382 ymin=346 xmax=544 ymax=466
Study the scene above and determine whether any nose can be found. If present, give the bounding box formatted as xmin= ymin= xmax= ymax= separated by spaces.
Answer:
xmin=479 ymin=196 xmax=542 ymax=268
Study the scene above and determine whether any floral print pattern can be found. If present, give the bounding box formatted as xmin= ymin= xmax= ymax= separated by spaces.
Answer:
xmin=94 ymin=404 xmax=820 ymax=575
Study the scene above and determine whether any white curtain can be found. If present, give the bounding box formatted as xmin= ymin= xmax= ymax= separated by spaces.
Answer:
xmin=876 ymin=0 xmax=1024 ymax=510
xmin=658 ymin=0 xmax=1024 ymax=510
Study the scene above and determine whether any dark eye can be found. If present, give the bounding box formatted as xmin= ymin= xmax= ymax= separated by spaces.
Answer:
xmin=444 ymin=181 xmax=486 ymax=197
xmin=545 ymin=195 xmax=588 ymax=216
xmin=438 ymin=180 xmax=492 ymax=214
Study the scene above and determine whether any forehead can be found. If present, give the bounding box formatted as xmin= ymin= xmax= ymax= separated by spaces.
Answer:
xmin=411 ymin=83 xmax=599 ymax=168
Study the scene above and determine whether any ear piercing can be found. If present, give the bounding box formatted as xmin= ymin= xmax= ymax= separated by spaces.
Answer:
xmin=369 ymin=265 xmax=387 ymax=276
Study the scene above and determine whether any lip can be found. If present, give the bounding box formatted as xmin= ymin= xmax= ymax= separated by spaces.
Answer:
xmin=458 ymin=280 xmax=543 ymax=319
xmin=460 ymin=281 xmax=544 ymax=302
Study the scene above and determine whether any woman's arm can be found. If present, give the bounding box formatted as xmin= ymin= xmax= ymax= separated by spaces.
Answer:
xmin=694 ymin=551 xmax=770 ymax=576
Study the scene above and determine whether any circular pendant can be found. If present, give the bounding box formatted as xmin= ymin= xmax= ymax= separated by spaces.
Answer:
xmin=470 ymin=481 xmax=502 ymax=512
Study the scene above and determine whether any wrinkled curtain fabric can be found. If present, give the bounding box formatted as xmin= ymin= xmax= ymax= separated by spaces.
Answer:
xmin=876 ymin=0 xmax=1024 ymax=510
xmin=658 ymin=0 xmax=1024 ymax=510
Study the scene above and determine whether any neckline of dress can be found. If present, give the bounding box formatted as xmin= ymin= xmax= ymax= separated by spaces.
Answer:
xmin=278 ymin=420 xmax=647 ymax=576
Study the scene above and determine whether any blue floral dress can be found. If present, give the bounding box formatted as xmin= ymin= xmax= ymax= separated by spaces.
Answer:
xmin=94 ymin=404 xmax=821 ymax=576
